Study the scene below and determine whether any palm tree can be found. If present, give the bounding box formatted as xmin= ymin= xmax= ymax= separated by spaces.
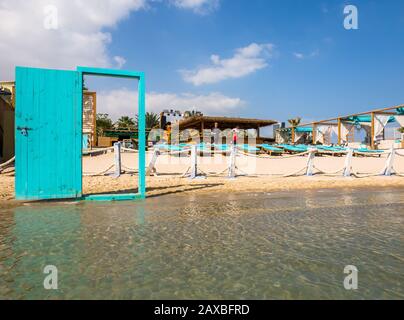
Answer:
xmin=116 ymin=116 xmax=135 ymax=130
xmin=136 ymin=112 xmax=160 ymax=129
xmin=288 ymin=117 xmax=301 ymax=127
xmin=96 ymin=113 xmax=113 ymax=135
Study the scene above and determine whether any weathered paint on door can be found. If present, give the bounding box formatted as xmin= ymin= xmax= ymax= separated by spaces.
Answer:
xmin=15 ymin=67 xmax=82 ymax=200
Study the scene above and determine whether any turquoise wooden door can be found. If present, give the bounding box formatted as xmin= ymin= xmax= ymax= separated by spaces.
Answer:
xmin=15 ymin=67 xmax=82 ymax=200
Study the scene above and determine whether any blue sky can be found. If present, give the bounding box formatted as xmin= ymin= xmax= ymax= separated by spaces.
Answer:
xmin=2 ymin=0 xmax=404 ymax=123
xmin=100 ymin=0 xmax=404 ymax=122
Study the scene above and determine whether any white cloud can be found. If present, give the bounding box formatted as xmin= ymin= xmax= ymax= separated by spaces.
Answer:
xmin=293 ymin=50 xmax=319 ymax=60
xmin=0 ymin=0 xmax=146 ymax=79
xmin=170 ymin=0 xmax=219 ymax=14
xmin=97 ymin=88 xmax=245 ymax=120
xmin=181 ymin=43 xmax=275 ymax=86
xmin=293 ymin=53 xmax=305 ymax=59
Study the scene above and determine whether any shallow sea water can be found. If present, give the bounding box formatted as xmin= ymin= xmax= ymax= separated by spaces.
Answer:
xmin=0 ymin=188 xmax=403 ymax=299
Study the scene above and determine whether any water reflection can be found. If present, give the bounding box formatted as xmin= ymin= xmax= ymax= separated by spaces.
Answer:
xmin=0 ymin=188 xmax=403 ymax=299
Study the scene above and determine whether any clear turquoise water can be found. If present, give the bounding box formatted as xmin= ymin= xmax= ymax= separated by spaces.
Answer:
xmin=0 ymin=188 xmax=403 ymax=300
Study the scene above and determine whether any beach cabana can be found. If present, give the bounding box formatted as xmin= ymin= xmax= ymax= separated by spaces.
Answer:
xmin=286 ymin=105 xmax=404 ymax=149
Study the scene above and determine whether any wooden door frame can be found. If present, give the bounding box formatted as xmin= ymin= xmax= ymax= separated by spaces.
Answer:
xmin=77 ymin=67 xmax=146 ymax=201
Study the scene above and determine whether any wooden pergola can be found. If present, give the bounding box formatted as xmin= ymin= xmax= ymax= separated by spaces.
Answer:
xmin=290 ymin=104 xmax=404 ymax=149
xmin=178 ymin=116 xmax=276 ymax=132
xmin=177 ymin=116 xmax=277 ymax=142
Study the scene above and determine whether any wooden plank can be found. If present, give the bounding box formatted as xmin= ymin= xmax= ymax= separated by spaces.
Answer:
xmin=312 ymin=123 xmax=317 ymax=144
xmin=371 ymin=112 xmax=375 ymax=149
xmin=291 ymin=126 xmax=295 ymax=143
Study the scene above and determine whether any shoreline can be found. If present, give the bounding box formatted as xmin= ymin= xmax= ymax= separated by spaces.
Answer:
xmin=1 ymin=175 xmax=404 ymax=208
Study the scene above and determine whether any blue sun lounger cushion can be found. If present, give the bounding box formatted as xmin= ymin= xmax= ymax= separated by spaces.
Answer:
xmin=196 ymin=143 xmax=212 ymax=152
xmin=278 ymin=144 xmax=307 ymax=152
xmin=316 ymin=145 xmax=347 ymax=152
xmin=237 ymin=144 xmax=260 ymax=152
xmin=355 ymin=148 xmax=384 ymax=153
xmin=259 ymin=144 xmax=283 ymax=152
xmin=214 ymin=144 xmax=231 ymax=151
xmin=155 ymin=144 xmax=184 ymax=151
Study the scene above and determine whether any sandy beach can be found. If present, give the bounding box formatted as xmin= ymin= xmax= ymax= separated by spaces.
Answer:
xmin=1 ymin=150 xmax=404 ymax=202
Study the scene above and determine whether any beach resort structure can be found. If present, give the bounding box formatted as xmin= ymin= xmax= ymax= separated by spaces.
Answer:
xmin=82 ymin=91 xmax=97 ymax=149
xmin=277 ymin=105 xmax=404 ymax=150
xmin=177 ymin=115 xmax=277 ymax=144
xmin=0 ymin=81 xmax=15 ymax=163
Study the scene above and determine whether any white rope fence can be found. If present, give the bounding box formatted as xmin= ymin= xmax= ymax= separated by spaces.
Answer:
xmin=0 ymin=156 xmax=16 ymax=174
xmin=144 ymin=145 xmax=404 ymax=179
xmin=0 ymin=156 xmax=15 ymax=168
xmin=4 ymin=144 xmax=403 ymax=178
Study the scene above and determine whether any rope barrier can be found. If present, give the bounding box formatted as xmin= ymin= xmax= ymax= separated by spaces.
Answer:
xmin=6 ymin=144 xmax=402 ymax=178
xmin=312 ymin=165 xmax=345 ymax=176
xmin=197 ymin=167 xmax=229 ymax=177
xmin=353 ymin=150 xmax=387 ymax=156
xmin=122 ymin=164 xmax=138 ymax=172
xmin=237 ymin=150 xmax=311 ymax=159
xmin=393 ymin=168 xmax=404 ymax=177
xmin=121 ymin=147 xmax=138 ymax=153
xmin=283 ymin=166 xmax=308 ymax=177
xmin=83 ymin=164 xmax=115 ymax=176
xmin=0 ymin=167 xmax=15 ymax=175
xmin=83 ymin=147 xmax=114 ymax=155
xmin=351 ymin=170 xmax=381 ymax=178
xmin=0 ymin=156 xmax=15 ymax=168
xmin=158 ymin=149 xmax=191 ymax=156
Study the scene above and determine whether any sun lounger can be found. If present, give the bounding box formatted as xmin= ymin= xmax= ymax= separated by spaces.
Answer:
xmin=354 ymin=148 xmax=384 ymax=157
xmin=315 ymin=145 xmax=347 ymax=155
xmin=213 ymin=144 xmax=231 ymax=152
xmin=259 ymin=144 xmax=284 ymax=155
xmin=155 ymin=144 xmax=184 ymax=152
xmin=196 ymin=143 xmax=212 ymax=153
xmin=237 ymin=144 xmax=260 ymax=153
xmin=277 ymin=144 xmax=308 ymax=153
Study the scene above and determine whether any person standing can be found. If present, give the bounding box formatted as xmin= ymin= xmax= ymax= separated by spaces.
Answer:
xmin=212 ymin=122 xmax=221 ymax=145
xmin=232 ymin=126 xmax=239 ymax=145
